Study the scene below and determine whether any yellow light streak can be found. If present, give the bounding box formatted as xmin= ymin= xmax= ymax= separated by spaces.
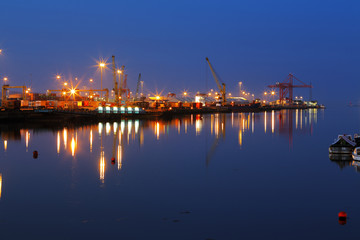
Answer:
xmin=57 ymin=131 xmax=60 ymax=154
xmin=264 ymin=111 xmax=267 ymax=133
xmin=25 ymin=130 xmax=30 ymax=150
xmin=117 ymin=145 xmax=122 ymax=170
xmin=63 ymin=128 xmax=67 ymax=150
xmin=155 ymin=122 xmax=160 ymax=140
xmin=90 ymin=129 xmax=93 ymax=153
xmin=0 ymin=174 xmax=2 ymax=199
xmin=4 ymin=140 xmax=7 ymax=151
xmin=100 ymin=151 xmax=105 ymax=182
xmin=71 ymin=137 xmax=76 ymax=157
xmin=271 ymin=110 xmax=275 ymax=133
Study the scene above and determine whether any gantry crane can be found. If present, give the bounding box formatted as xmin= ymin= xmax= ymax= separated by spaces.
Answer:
xmin=2 ymin=85 xmax=27 ymax=105
xmin=268 ymin=73 xmax=312 ymax=104
xmin=206 ymin=57 xmax=226 ymax=104
xmin=112 ymin=55 xmax=119 ymax=105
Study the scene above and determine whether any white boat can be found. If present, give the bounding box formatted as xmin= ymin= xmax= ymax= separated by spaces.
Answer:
xmin=352 ymin=147 xmax=360 ymax=161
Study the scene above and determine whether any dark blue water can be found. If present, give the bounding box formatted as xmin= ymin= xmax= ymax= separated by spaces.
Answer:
xmin=1 ymin=108 xmax=360 ymax=239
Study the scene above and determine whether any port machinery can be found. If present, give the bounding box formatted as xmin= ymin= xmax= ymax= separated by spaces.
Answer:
xmin=268 ymin=73 xmax=312 ymax=104
xmin=206 ymin=57 xmax=226 ymax=105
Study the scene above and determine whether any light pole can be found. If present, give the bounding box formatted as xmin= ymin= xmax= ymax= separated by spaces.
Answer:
xmin=239 ymin=82 xmax=242 ymax=97
xmin=99 ymin=62 xmax=105 ymax=99
xmin=117 ymin=66 xmax=124 ymax=101
xmin=271 ymin=91 xmax=275 ymax=103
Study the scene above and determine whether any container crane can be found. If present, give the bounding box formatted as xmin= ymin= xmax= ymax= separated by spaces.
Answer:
xmin=206 ymin=57 xmax=226 ymax=104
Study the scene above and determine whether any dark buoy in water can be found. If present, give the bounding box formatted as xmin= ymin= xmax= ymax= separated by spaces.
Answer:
xmin=33 ymin=151 xmax=38 ymax=159
xmin=338 ymin=211 xmax=347 ymax=225
xmin=111 ymin=157 xmax=115 ymax=165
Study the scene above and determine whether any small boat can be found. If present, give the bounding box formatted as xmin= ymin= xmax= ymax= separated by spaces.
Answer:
xmin=353 ymin=147 xmax=360 ymax=161
xmin=329 ymin=134 xmax=357 ymax=154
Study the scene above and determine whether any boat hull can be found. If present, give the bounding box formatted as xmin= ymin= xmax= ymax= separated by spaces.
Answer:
xmin=329 ymin=146 xmax=354 ymax=154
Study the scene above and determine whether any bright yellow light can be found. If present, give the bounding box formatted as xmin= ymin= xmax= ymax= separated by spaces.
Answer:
xmin=242 ymin=91 xmax=245 ymax=94
xmin=71 ymin=137 xmax=76 ymax=157
xmin=100 ymin=151 xmax=105 ymax=182
xmin=208 ymin=92 xmax=212 ymax=96
xmin=57 ymin=131 xmax=60 ymax=154
xmin=64 ymin=82 xmax=68 ymax=86
xmin=62 ymin=92 xmax=66 ymax=95
xmin=229 ymin=93 xmax=232 ymax=96
xmin=264 ymin=92 xmax=267 ymax=95
xmin=99 ymin=62 xmax=105 ymax=68
xmin=56 ymin=75 xmax=61 ymax=79
xmin=89 ymin=78 xmax=93 ymax=82
xmin=271 ymin=91 xmax=275 ymax=95
xmin=117 ymin=70 xmax=122 ymax=74
xmin=0 ymin=49 xmax=2 ymax=54
xmin=0 ymin=174 xmax=2 ymax=199
xmin=183 ymin=92 xmax=187 ymax=96
xmin=70 ymin=89 xmax=76 ymax=95
xmin=155 ymin=95 xmax=160 ymax=100
xmin=27 ymin=88 xmax=31 ymax=91
xmin=4 ymin=140 xmax=7 ymax=151
xmin=3 ymin=77 xmax=8 ymax=81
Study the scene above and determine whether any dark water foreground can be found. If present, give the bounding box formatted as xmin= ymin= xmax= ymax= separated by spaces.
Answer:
xmin=0 ymin=108 xmax=360 ymax=239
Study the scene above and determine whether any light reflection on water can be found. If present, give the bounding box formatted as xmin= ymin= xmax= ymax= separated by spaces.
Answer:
xmin=0 ymin=109 xmax=322 ymax=185
xmin=5 ymin=108 xmax=360 ymax=239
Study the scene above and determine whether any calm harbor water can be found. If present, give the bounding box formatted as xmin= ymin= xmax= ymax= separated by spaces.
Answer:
xmin=1 ymin=107 xmax=360 ymax=239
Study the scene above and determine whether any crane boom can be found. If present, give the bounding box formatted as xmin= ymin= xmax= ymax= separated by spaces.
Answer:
xmin=205 ymin=57 xmax=226 ymax=103
xmin=112 ymin=55 xmax=118 ymax=105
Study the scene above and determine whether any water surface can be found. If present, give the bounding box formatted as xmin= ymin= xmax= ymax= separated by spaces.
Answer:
xmin=1 ymin=108 xmax=360 ymax=239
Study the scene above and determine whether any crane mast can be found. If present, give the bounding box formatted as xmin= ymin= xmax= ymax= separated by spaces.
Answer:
xmin=112 ymin=55 xmax=118 ymax=105
xmin=205 ymin=57 xmax=226 ymax=104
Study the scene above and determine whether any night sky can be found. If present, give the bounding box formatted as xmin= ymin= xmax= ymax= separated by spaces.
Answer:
xmin=0 ymin=0 xmax=359 ymax=105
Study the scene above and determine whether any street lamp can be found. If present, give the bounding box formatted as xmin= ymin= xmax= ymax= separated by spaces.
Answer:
xmin=99 ymin=62 xmax=106 ymax=99
xmin=239 ymin=82 xmax=242 ymax=97
xmin=56 ymin=75 xmax=61 ymax=80
xmin=3 ymin=77 xmax=8 ymax=84
xmin=117 ymin=69 xmax=122 ymax=98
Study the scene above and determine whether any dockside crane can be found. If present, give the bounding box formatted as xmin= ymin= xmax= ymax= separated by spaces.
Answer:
xmin=112 ymin=55 xmax=119 ymax=105
xmin=206 ymin=57 xmax=226 ymax=104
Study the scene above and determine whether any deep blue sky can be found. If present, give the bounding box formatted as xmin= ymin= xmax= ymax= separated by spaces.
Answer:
xmin=0 ymin=0 xmax=359 ymax=105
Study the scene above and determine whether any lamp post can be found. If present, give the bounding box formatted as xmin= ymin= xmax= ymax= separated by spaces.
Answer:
xmin=239 ymin=82 xmax=242 ymax=97
xmin=271 ymin=91 xmax=275 ymax=103
xmin=117 ymin=69 xmax=122 ymax=101
xmin=99 ymin=62 xmax=105 ymax=99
